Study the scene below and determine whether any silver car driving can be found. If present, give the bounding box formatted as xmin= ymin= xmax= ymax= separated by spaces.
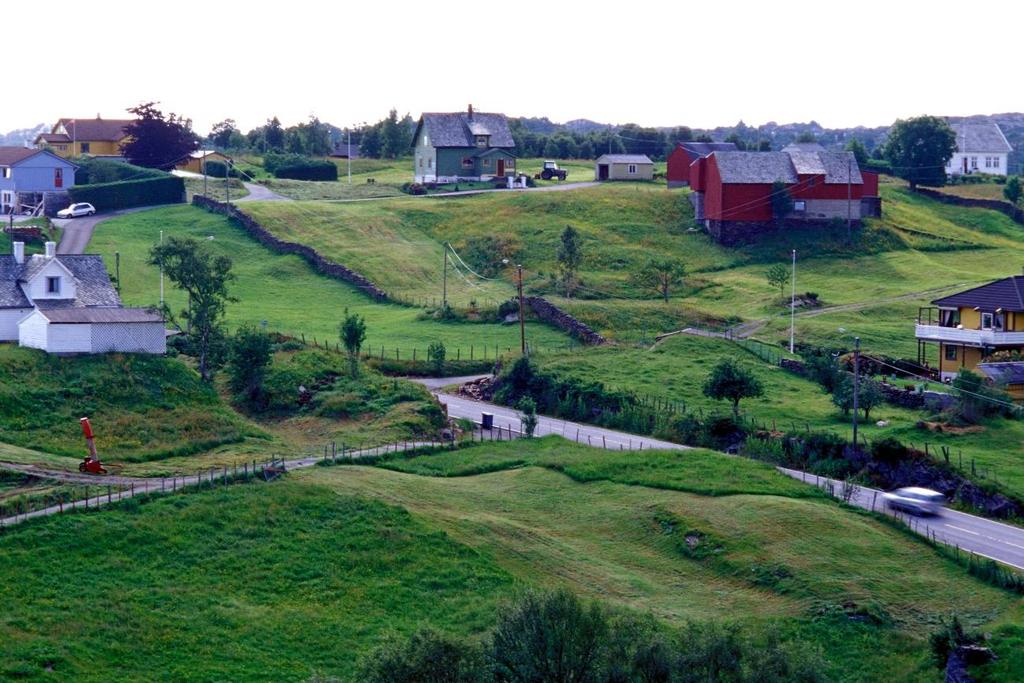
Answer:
xmin=883 ymin=487 xmax=945 ymax=515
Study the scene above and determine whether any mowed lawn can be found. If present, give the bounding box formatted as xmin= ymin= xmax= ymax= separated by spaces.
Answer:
xmin=87 ymin=205 xmax=570 ymax=355
xmin=1 ymin=440 xmax=1020 ymax=681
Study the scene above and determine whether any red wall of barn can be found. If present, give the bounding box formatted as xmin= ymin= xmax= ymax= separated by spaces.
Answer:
xmin=790 ymin=175 xmax=865 ymax=200
xmin=862 ymin=171 xmax=878 ymax=196
xmin=704 ymin=156 xmax=774 ymax=221
xmin=667 ymin=146 xmax=694 ymax=184
xmin=690 ymin=158 xmax=706 ymax=191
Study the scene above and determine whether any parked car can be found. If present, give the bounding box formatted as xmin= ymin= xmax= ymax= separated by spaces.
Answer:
xmin=882 ymin=487 xmax=945 ymax=515
xmin=57 ymin=203 xmax=96 ymax=218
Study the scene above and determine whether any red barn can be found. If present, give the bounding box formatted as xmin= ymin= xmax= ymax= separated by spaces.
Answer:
xmin=697 ymin=149 xmax=881 ymax=245
xmin=666 ymin=141 xmax=737 ymax=188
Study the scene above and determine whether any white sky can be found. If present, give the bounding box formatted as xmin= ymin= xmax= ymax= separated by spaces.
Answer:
xmin=4 ymin=0 xmax=1021 ymax=134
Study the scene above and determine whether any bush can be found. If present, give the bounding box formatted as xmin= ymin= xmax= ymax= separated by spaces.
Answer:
xmin=68 ymin=176 xmax=185 ymax=211
xmin=401 ymin=182 xmax=427 ymax=195
xmin=358 ymin=628 xmax=488 ymax=683
xmin=871 ymin=437 xmax=908 ymax=464
xmin=263 ymin=153 xmax=338 ymax=180
xmin=74 ymin=157 xmax=165 ymax=185
xmin=202 ymin=160 xmax=240 ymax=178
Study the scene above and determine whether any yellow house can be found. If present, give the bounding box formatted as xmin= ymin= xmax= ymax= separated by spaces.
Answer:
xmin=915 ymin=275 xmax=1024 ymax=392
xmin=34 ymin=117 xmax=132 ymax=158
xmin=175 ymin=150 xmax=232 ymax=175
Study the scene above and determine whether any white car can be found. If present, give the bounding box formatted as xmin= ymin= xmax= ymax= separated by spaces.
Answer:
xmin=883 ymin=487 xmax=945 ymax=515
xmin=57 ymin=203 xmax=96 ymax=218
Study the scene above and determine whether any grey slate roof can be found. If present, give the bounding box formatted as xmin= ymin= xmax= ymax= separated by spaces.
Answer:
xmin=595 ymin=154 xmax=653 ymax=164
xmin=952 ymin=122 xmax=1013 ymax=154
xmin=677 ymin=142 xmax=737 ymax=158
xmin=932 ymin=276 xmax=1024 ymax=312
xmin=38 ymin=307 xmax=162 ymax=324
xmin=417 ymin=112 xmax=515 ymax=148
xmin=813 ymin=151 xmax=863 ymax=184
xmin=978 ymin=363 xmax=1024 ymax=386
xmin=782 ymin=142 xmax=827 ymax=153
xmin=0 ymin=253 xmax=121 ymax=309
xmin=713 ymin=151 xmax=797 ymax=183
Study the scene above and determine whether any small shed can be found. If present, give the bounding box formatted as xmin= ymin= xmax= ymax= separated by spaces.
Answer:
xmin=18 ymin=307 xmax=167 ymax=354
xmin=177 ymin=150 xmax=232 ymax=175
xmin=594 ymin=154 xmax=653 ymax=181
xmin=977 ymin=362 xmax=1024 ymax=402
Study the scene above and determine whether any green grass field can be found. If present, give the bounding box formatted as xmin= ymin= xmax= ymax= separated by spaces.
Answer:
xmin=2 ymin=440 xmax=1020 ymax=681
xmin=182 ymin=176 xmax=248 ymax=202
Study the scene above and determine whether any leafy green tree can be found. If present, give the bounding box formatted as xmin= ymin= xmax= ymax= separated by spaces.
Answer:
xmin=121 ymin=102 xmax=199 ymax=169
xmin=694 ymin=133 xmax=714 ymax=143
xmin=227 ymin=324 xmax=273 ymax=407
xmin=859 ymin=377 xmax=883 ymax=420
xmin=845 ymin=138 xmax=868 ymax=166
xmin=379 ymin=109 xmax=412 ymax=159
xmin=702 ymin=359 xmax=765 ymax=418
xmin=577 ymin=139 xmax=595 ymax=160
xmin=884 ymin=116 xmax=957 ymax=189
xmin=556 ymin=225 xmax=583 ymax=298
xmin=360 ymin=125 xmax=382 ymax=158
xmin=263 ymin=116 xmax=285 ymax=152
xmin=832 ymin=375 xmax=855 ymax=416
xmin=725 ymin=133 xmax=748 ymax=151
xmin=427 ymin=340 xmax=446 ymax=375
xmin=795 ymin=131 xmax=817 ymax=143
xmin=208 ymin=119 xmax=237 ymax=148
xmin=770 ymin=181 xmax=794 ymax=224
xmin=358 ymin=628 xmax=488 ymax=683
xmin=632 ymin=259 xmax=686 ymax=302
xmin=298 ymin=116 xmax=333 ymax=156
xmin=149 ymin=237 xmax=235 ymax=381
xmin=339 ymin=308 xmax=367 ymax=378
xmin=765 ymin=263 xmax=789 ymax=297
xmin=542 ymin=137 xmax=560 ymax=159
xmin=518 ymin=397 xmax=538 ymax=438
xmin=1004 ymin=176 xmax=1022 ymax=205
xmin=757 ymin=139 xmax=772 ymax=152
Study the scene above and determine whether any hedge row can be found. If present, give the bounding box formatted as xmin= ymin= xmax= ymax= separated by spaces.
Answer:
xmin=203 ymin=160 xmax=241 ymax=178
xmin=74 ymin=157 xmax=166 ymax=185
xmin=263 ymin=152 xmax=338 ymax=181
xmin=68 ymin=176 xmax=185 ymax=210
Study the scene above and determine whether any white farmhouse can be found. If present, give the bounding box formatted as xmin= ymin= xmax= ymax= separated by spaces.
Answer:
xmin=0 ymin=241 xmax=165 ymax=354
xmin=945 ymin=122 xmax=1013 ymax=176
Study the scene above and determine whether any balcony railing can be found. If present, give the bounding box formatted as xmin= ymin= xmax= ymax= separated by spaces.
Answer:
xmin=915 ymin=324 xmax=1024 ymax=346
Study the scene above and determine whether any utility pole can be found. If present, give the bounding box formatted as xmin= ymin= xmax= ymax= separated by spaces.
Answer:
xmin=225 ymin=160 xmax=230 ymax=203
xmin=347 ymin=129 xmax=352 ymax=185
xmin=159 ymin=230 xmax=164 ymax=306
xmin=517 ymin=264 xmax=526 ymax=355
xmin=442 ymin=241 xmax=448 ymax=310
xmin=789 ymin=249 xmax=796 ymax=354
xmin=203 ymin=162 xmax=208 ymax=197
xmin=115 ymin=251 xmax=121 ymax=295
xmin=852 ymin=336 xmax=860 ymax=450
xmin=846 ymin=155 xmax=852 ymax=240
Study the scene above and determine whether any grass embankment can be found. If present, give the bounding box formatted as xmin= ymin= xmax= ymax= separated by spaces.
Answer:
xmin=0 ymin=345 xmax=255 ymax=463
xmin=88 ymin=205 xmax=569 ymax=355
xmin=182 ymin=176 xmax=248 ymax=202
xmin=2 ymin=440 xmax=1020 ymax=681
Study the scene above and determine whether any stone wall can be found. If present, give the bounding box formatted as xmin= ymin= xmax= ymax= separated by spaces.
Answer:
xmin=913 ymin=187 xmax=1023 ymax=225
xmin=191 ymin=196 xmax=389 ymax=301
xmin=705 ymin=219 xmax=777 ymax=246
xmin=524 ymin=296 xmax=606 ymax=345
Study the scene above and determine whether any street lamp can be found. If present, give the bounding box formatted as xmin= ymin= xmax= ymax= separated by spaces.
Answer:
xmin=503 ymin=258 xmax=526 ymax=355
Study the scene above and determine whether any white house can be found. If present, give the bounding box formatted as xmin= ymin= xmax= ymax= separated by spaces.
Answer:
xmin=0 ymin=241 xmax=166 ymax=354
xmin=945 ymin=122 xmax=1013 ymax=176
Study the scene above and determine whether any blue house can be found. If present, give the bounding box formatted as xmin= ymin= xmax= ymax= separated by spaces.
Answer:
xmin=0 ymin=148 xmax=78 ymax=214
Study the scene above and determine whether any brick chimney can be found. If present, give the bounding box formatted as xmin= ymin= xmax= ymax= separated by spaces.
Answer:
xmin=467 ymin=104 xmax=474 ymax=120
xmin=12 ymin=242 xmax=24 ymax=265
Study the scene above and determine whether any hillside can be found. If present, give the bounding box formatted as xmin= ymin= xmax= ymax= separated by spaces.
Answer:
xmin=1 ymin=441 xmax=1019 ymax=681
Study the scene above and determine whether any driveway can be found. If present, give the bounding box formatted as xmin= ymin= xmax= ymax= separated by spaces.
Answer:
xmin=234 ymin=182 xmax=291 ymax=202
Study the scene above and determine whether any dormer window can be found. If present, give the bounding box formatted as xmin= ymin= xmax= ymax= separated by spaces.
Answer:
xmin=47 ymin=276 xmax=61 ymax=294
xmin=475 ymin=135 xmax=488 ymax=147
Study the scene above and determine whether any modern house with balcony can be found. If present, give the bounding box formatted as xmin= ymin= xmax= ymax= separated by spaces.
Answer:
xmin=915 ymin=275 xmax=1024 ymax=382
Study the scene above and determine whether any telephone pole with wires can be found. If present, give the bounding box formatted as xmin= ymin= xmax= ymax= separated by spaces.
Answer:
xmin=517 ymin=263 xmax=525 ymax=355
xmin=442 ymin=241 xmax=448 ymax=309
xmin=852 ymin=336 xmax=860 ymax=450
xmin=789 ymin=249 xmax=796 ymax=353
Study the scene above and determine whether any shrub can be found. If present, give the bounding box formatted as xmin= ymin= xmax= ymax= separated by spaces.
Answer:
xmin=68 ymin=176 xmax=185 ymax=210
xmin=426 ymin=340 xmax=446 ymax=375
xmin=871 ymin=437 xmax=908 ymax=464
xmin=358 ymin=628 xmax=488 ymax=683
xmin=401 ymin=182 xmax=427 ymax=195
xmin=74 ymin=157 xmax=166 ymax=185
xmin=202 ymin=160 xmax=240 ymax=178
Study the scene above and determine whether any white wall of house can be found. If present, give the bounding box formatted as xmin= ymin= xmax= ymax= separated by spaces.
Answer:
xmin=90 ymin=323 xmax=166 ymax=353
xmin=17 ymin=311 xmax=53 ymax=350
xmin=0 ymin=309 xmax=32 ymax=341
xmin=413 ymin=130 xmax=437 ymax=184
xmin=22 ymin=261 xmax=77 ymax=302
xmin=946 ymin=152 xmax=1009 ymax=176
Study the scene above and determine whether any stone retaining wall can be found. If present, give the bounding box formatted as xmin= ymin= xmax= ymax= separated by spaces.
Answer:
xmin=913 ymin=187 xmax=1023 ymax=225
xmin=192 ymin=195 xmax=389 ymax=301
xmin=524 ymin=296 xmax=606 ymax=345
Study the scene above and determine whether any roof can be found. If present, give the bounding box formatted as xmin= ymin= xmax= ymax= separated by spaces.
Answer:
xmin=37 ymin=307 xmax=163 ymax=324
xmin=676 ymin=142 xmax=738 ymax=158
xmin=415 ymin=112 xmax=515 ymax=148
xmin=712 ymin=151 xmax=797 ymax=183
xmin=931 ymin=276 xmax=1024 ymax=312
xmin=951 ymin=122 xmax=1012 ymax=154
xmin=977 ymin=362 xmax=1024 ymax=386
xmin=35 ymin=133 xmax=71 ymax=144
xmin=790 ymin=151 xmax=863 ymax=184
xmin=782 ymin=142 xmax=827 ymax=153
xmin=189 ymin=150 xmax=230 ymax=160
xmin=0 ymin=253 xmax=121 ymax=309
xmin=595 ymin=154 xmax=653 ymax=164
xmin=0 ymin=147 xmax=42 ymax=166
xmin=56 ymin=118 xmax=133 ymax=142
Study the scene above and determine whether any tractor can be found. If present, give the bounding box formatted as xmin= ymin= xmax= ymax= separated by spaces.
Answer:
xmin=539 ymin=161 xmax=568 ymax=181
xmin=78 ymin=417 xmax=108 ymax=475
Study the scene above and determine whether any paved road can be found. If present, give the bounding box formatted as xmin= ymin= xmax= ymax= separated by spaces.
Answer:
xmin=779 ymin=468 xmax=1024 ymax=571
xmin=234 ymin=182 xmax=291 ymax=202
xmin=55 ymin=206 xmax=172 ymax=254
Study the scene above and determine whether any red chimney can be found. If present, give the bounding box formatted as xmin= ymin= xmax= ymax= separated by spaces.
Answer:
xmin=468 ymin=104 xmax=474 ymax=120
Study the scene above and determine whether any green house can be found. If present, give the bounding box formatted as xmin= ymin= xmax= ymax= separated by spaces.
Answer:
xmin=412 ymin=105 xmax=516 ymax=183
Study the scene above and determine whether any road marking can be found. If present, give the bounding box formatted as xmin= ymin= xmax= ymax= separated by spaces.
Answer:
xmin=945 ymin=524 xmax=980 ymax=536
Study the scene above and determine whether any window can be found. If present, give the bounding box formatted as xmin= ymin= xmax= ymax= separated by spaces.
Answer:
xmin=461 ymin=157 xmax=474 ymax=168
xmin=970 ymin=156 xmax=978 ymax=169
xmin=939 ymin=309 xmax=960 ymax=327
xmin=994 ymin=313 xmax=1006 ymax=332
xmin=945 ymin=345 xmax=958 ymax=361
xmin=475 ymin=135 xmax=488 ymax=147
xmin=981 ymin=312 xmax=994 ymax=329
xmin=427 ymin=158 xmax=432 ymax=169
xmin=1 ymin=168 xmax=9 ymax=179
xmin=994 ymin=157 xmax=1000 ymax=169
xmin=985 ymin=157 xmax=992 ymax=168
xmin=483 ymin=158 xmax=491 ymax=168
xmin=46 ymin=277 xmax=61 ymax=294
xmin=80 ymin=142 xmax=90 ymax=153
xmin=628 ymin=164 xmax=637 ymax=174
xmin=423 ymin=135 xmax=429 ymax=147
xmin=793 ymin=200 xmax=807 ymax=212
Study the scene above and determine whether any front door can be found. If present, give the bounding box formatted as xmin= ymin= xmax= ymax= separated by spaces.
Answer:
xmin=497 ymin=159 xmax=505 ymax=176
xmin=599 ymin=164 xmax=609 ymax=180
xmin=54 ymin=168 xmax=63 ymax=188
xmin=963 ymin=157 xmax=968 ymax=174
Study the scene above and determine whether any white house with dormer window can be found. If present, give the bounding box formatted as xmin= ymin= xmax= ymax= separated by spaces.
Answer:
xmin=945 ymin=122 xmax=1013 ymax=177
xmin=0 ymin=241 xmax=166 ymax=354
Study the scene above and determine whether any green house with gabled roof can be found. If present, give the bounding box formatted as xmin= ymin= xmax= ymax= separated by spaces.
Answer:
xmin=412 ymin=105 xmax=516 ymax=183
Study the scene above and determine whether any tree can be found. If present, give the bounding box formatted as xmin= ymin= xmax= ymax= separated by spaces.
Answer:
xmin=757 ymin=139 xmax=772 ymax=152
xmin=121 ymin=102 xmax=199 ymax=169
xmin=379 ymin=109 xmax=412 ymax=159
xmin=227 ymin=324 xmax=273 ymax=408
xmin=770 ymin=181 xmax=794 ymax=225
xmin=358 ymin=628 xmax=487 ymax=683
xmin=631 ymin=259 xmax=686 ymax=302
xmin=208 ymin=119 xmax=237 ymax=148
xmin=149 ymin=237 xmax=235 ymax=381
xmin=724 ymin=133 xmax=748 ymax=151
xmin=556 ymin=225 xmax=583 ymax=298
xmin=832 ymin=375 xmax=855 ymax=416
xmin=795 ymin=131 xmax=817 ymax=143
xmin=845 ymin=138 xmax=868 ymax=166
xmin=339 ymin=308 xmax=367 ymax=378
xmin=298 ymin=116 xmax=333 ymax=156
xmin=264 ymin=116 xmax=285 ymax=152
xmin=859 ymin=377 xmax=883 ymax=420
xmin=702 ymin=359 xmax=764 ymax=418
xmin=427 ymin=340 xmax=446 ymax=375
xmin=765 ymin=263 xmax=789 ymax=297
xmin=518 ymin=397 xmax=538 ymax=438
xmin=1004 ymin=176 xmax=1022 ymax=205
xmin=884 ymin=116 xmax=957 ymax=189
xmin=359 ymin=125 xmax=382 ymax=158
